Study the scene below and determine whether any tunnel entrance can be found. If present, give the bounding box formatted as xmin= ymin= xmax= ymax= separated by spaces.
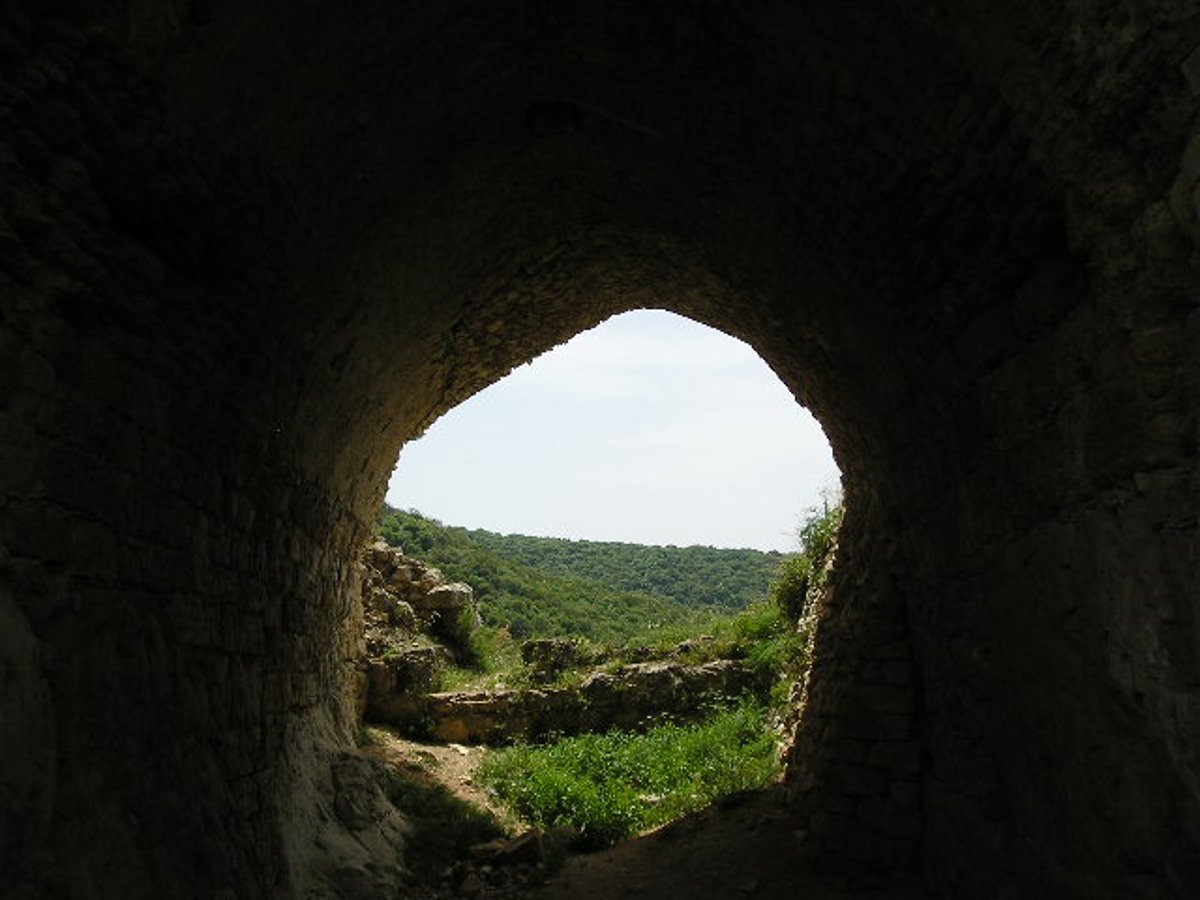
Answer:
xmin=385 ymin=309 xmax=840 ymax=551
xmin=355 ymin=309 xmax=847 ymax=892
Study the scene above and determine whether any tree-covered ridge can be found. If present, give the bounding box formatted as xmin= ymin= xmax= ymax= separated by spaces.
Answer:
xmin=454 ymin=528 xmax=784 ymax=612
xmin=377 ymin=507 xmax=697 ymax=642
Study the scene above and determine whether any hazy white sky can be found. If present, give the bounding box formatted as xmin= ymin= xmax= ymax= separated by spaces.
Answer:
xmin=386 ymin=310 xmax=840 ymax=551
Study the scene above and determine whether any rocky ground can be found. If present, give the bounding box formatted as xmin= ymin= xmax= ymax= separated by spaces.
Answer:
xmin=362 ymin=728 xmax=930 ymax=900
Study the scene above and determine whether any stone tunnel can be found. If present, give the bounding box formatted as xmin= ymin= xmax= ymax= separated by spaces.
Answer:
xmin=2 ymin=1 xmax=1197 ymax=897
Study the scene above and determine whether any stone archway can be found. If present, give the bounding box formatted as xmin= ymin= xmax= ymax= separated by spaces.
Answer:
xmin=2 ymin=2 xmax=1197 ymax=898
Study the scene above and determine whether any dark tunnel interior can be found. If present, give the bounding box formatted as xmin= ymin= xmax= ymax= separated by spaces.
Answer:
xmin=2 ymin=1 xmax=1198 ymax=897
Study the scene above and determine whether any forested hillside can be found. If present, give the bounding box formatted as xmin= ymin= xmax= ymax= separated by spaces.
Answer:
xmin=458 ymin=527 xmax=784 ymax=611
xmin=377 ymin=507 xmax=697 ymax=641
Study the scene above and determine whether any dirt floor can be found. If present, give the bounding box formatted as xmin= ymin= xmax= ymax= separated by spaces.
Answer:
xmin=361 ymin=728 xmax=930 ymax=899
xmin=530 ymin=789 xmax=930 ymax=900
xmin=362 ymin=730 xmax=511 ymax=823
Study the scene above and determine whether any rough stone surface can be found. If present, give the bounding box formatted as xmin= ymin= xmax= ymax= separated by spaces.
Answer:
xmin=360 ymin=540 xmax=481 ymax=673
xmin=366 ymin=648 xmax=446 ymax=704
xmin=1 ymin=2 xmax=1198 ymax=898
xmin=421 ymin=582 xmax=475 ymax=612
xmin=375 ymin=658 xmax=765 ymax=744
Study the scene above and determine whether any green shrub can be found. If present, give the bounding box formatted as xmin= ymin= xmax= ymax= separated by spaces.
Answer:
xmin=478 ymin=702 xmax=780 ymax=849
xmin=770 ymin=499 xmax=843 ymax=622
xmin=797 ymin=497 xmax=842 ymax=568
xmin=770 ymin=553 xmax=813 ymax=622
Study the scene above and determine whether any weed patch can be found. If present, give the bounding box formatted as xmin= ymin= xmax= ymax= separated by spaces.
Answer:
xmin=478 ymin=702 xmax=780 ymax=848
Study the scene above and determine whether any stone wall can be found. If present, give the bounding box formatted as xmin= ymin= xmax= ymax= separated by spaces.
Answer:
xmin=0 ymin=13 xmax=393 ymax=897
xmin=2 ymin=2 xmax=1197 ymax=898
xmin=371 ymin=659 xmax=765 ymax=745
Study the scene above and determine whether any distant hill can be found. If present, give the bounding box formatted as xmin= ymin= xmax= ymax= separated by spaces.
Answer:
xmin=376 ymin=507 xmax=699 ymax=642
xmin=458 ymin=528 xmax=784 ymax=612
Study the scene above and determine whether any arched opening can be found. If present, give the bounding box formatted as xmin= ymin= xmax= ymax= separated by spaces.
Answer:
xmin=356 ymin=309 xmax=846 ymax=886
xmin=387 ymin=309 xmax=840 ymax=550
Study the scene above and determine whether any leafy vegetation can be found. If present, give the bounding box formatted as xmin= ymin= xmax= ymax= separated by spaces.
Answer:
xmin=372 ymin=499 xmax=844 ymax=859
xmin=458 ymin=528 xmax=784 ymax=611
xmin=379 ymin=506 xmax=700 ymax=642
xmin=607 ymin=600 xmax=808 ymax=694
xmin=478 ymin=702 xmax=780 ymax=848
xmin=378 ymin=501 xmax=839 ymax=700
xmin=770 ymin=497 xmax=843 ymax=622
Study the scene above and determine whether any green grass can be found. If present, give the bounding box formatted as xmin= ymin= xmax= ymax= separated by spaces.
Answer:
xmin=441 ymin=601 xmax=812 ymax=707
xmin=438 ymin=625 xmax=526 ymax=691
xmin=478 ymin=702 xmax=781 ymax=849
xmin=611 ymin=600 xmax=810 ymax=691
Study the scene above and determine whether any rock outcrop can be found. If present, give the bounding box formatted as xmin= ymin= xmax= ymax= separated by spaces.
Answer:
xmin=521 ymin=637 xmax=592 ymax=682
xmin=362 ymin=541 xmax=479 ymax=641
xmin=359 ymin=541 xmax=482 ymax=719
xmin=374 ymin=658 xmax=766 ymax=744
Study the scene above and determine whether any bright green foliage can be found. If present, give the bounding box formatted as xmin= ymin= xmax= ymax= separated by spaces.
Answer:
xmin=770 ymin=500 xmax=843 ymax=622
xmin=797 ymin=498 xmax=842 ymax=573
xmin=733 ymin=602 xmax=808 ymax=685
xmin=378 ymin=507 xmax=699 ymax=641
xmin=460 ymin=528 xmax=785 ymax=611
xmin=613 ymin=600 xmax=809 ymax=690
xmin=379 ymin=511 xmax=440 ymax=554
xmin=478 ymin=703 xmax=780 ymax=848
